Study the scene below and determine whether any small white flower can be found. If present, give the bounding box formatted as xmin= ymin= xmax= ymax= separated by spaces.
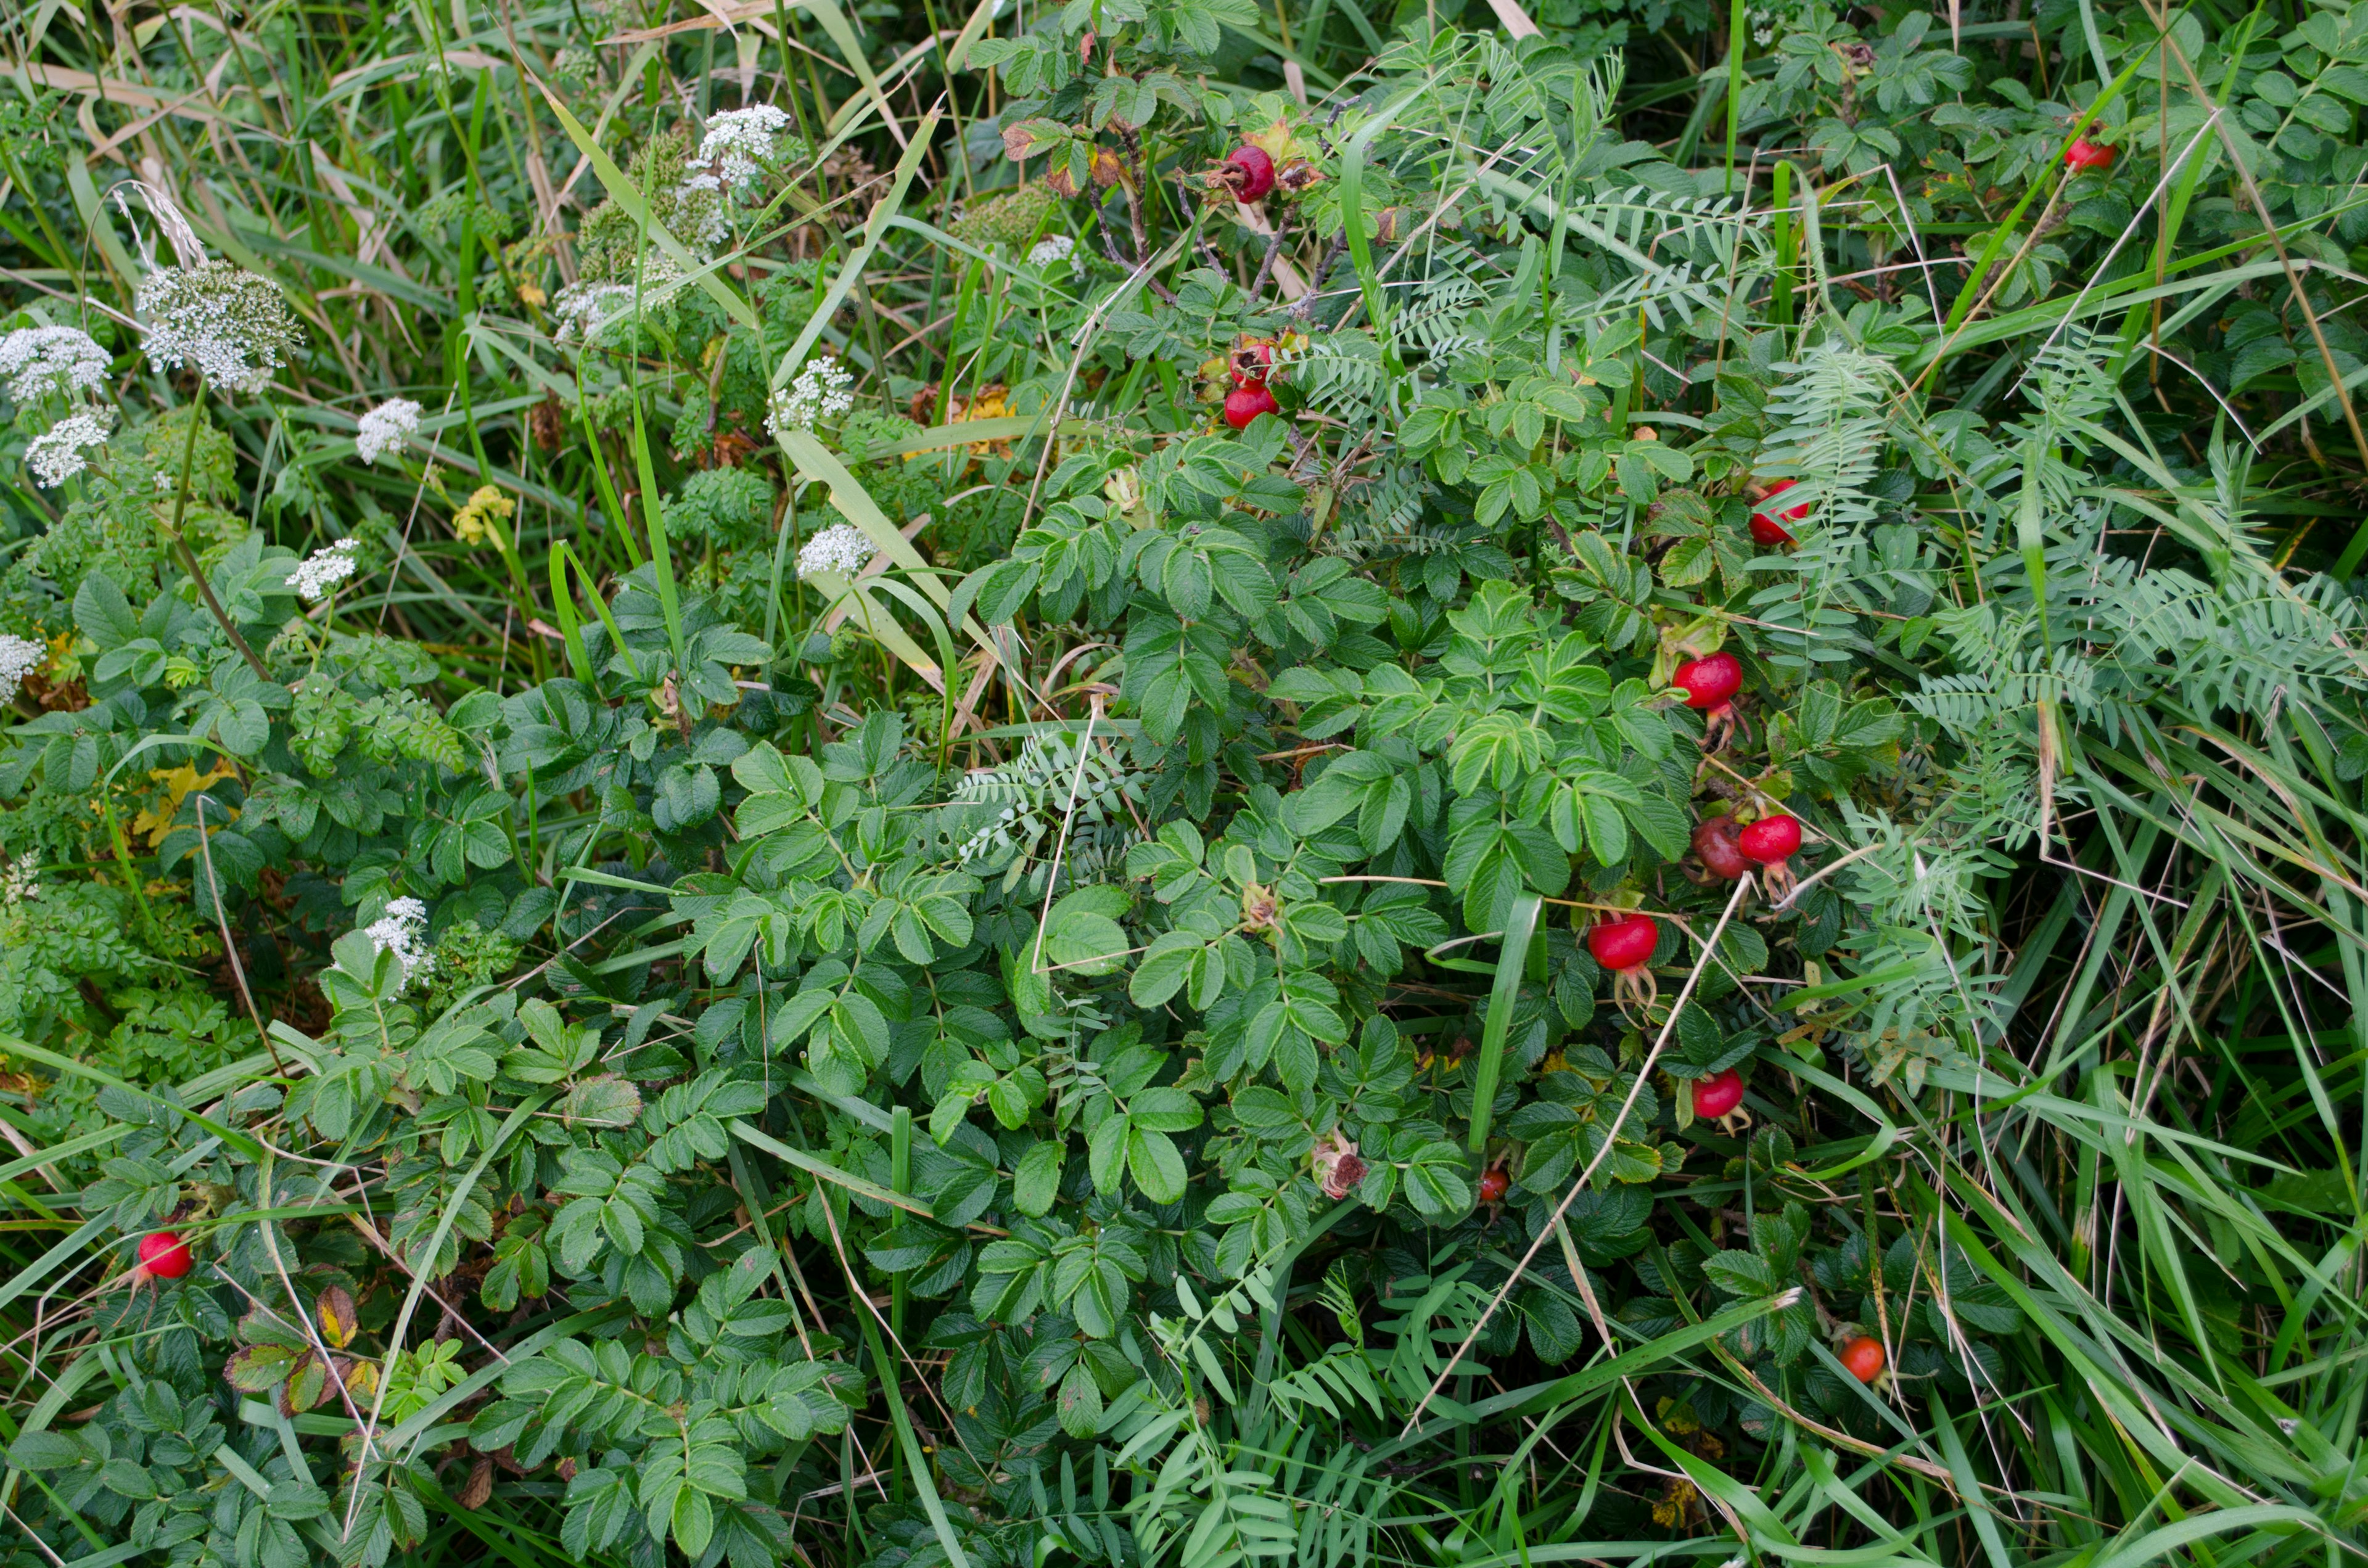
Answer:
xmin=765 ymin=357 xmax=855 ymax=440
xmin=363 ymin=895 xmax=436 ymax=988
xmin=796 ymin=522 xmax=875 ymax=579
xmin=355 ymin=398 xmax=422 ymax=464
xmin=690 ymin=105 xmax=792 ymax=191
xmin=1 ymin=852 xmax=39 ymax=906
xmin=551 ymin=281 xmax=637 ymax=345
xmin=552 ymin=256 xmax=688 ymax=345
xmin=285 ymin=538 xmax=361 ymax=602
xmin=25 ymin=413 xmax=113 ymax=488
xmin=0 ymin=326 xmax=110 ymax=402
xmin=675 ymin=191 xmax=729 ymax=251
xmin=136 ymin=261 xmax=302 ymax=393
xmin=1027 ymin=234 xmax=1076 ymax=268
xmin=0 ymin=634 xmax=45 ymax=704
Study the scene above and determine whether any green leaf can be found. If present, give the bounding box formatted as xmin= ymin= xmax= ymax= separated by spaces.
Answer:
xmin=1013 ymin=1140 xmax=1064 ymax=1216
xmin=1126 ymin=1127 xmax=1187 ymax=1204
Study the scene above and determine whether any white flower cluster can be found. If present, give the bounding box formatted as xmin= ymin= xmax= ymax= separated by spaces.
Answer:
xmin=687 ymin=105 xmax=791 ymax=192
xmin=25 ymin=412 xmax=112 ymax=488
xmin=355 ymin=398 xmax=422 ymax=464
xmin=0 ymin=634 xmax=45 ymax=704
xmin=0 ymin=326 xmax=110 ymax=402
xmin=1027 ymin=234 xmax=1076 ymax=268
xmin=1 ymin=853 xmax=39 ymax=907
xmin=766 ymin=357 xmax=854 ymax=439
xmin=796 ymin=522 xmax=875 ymax=579
xmin=364 ymin=896 xmax=436 ymax=989
xmin=137 ymin=261 xmax=302 ymax=393
xmin=551 ymin=281 xmax=637 ymax=345
xmin=285 ymin=538 xmax=361 ymax=602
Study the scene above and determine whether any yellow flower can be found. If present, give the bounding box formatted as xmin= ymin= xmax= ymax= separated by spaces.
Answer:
xmin=452 ymin=485 xmax=514 ymax=546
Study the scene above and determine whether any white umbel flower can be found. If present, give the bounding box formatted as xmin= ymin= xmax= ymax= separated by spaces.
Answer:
xmin=1027 ymin=234 xmax=1076 ymax=268
xmin=355 ymin=398 xmax=422 ymax=464
xmin=796 ymin=522 xmax=875 ymax=579
xmin=765 ymin=357 xmax=854 ymax=439
xmin=0 ymin=326 xmax=110 ymax=402
xmin=551 ymin=281 xmax=637 ymax=345
xmin=285 ymin=538 xmax=361 ymax=601
xmin=0 ymin=634 xmax=44 ymax=704
xmin=363 ymin=895 xmax=435 ymax=988
xmin=689 ymin=105 xmax=791 ymax=191
xmin=136 ymin=261 xmax=302 ymax=393
xmin=137 ymin=260 xmax=300 ymax=390
xmin=25 ymin=413 xmax=112 ymax=488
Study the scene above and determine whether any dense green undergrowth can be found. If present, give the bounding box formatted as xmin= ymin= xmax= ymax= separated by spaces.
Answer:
xmin=1 ymin=0 xmax=2367 ymax=1566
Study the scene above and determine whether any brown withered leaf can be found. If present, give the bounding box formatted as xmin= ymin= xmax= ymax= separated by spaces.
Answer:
xmin=456 ymin=1455 xmax=493 ymax=1511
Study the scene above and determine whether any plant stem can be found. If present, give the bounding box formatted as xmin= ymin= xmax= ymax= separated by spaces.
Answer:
xmin=166 ymin=401 xmax=273 ymax=683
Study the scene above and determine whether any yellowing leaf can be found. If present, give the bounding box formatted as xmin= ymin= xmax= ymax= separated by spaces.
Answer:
xmin=315 ymin=1284 xmax=358 ymax=1349
xmin=133 ymin=761 xmax=236 ymax=849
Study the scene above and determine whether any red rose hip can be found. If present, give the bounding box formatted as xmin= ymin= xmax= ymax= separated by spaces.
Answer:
xmin=1587 ymin=913 xmax=1658 ymax=974
xmin=1227 ymin=144 xmax=1277 ymax=201
xmin=138 ymin=1231 xmax=193 ymax=1279
xmin=1693 ymin=816 xmax=1749 ymax=879
xmin=1671 ymin=652 xmax=1742 ymax=710
xmin=1692 ymin=1068 xmax=1745 ymax=1119
xmin=1840 ymin=1334 xmax=1886 ymax=1383
xmin=1478 ymin=1168 xmax=1509 ymax=1204
xmin=2064 ymin=138 xmax=2114 ymax=172
xmin=1223 ymin=382 xmax=1279 ymax=429
xmin=1749 ymin=478 xmax=1808 ymax=546
xmin=1737 ymin=814 xmax=1802 ymax=864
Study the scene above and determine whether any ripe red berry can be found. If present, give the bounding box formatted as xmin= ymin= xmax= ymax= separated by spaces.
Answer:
xmin=1737 ymin=814 xmax=1803 ymax=864
xmin=1227 ymin=144 xmax=1277 ymax=201
xmin=1670 ymin=652 xmax=1742 ymax=710
xmin=1840 ymin=1334 xmax=1886 ymax=1383
xmin=1478 ymin=1168 xmax=1510 ymax=1204
xmin=138 ymin=1231 xmax=193 ymax=1279
xmin=1692 ymin=816 xmax=1749 ymax=880
xmin=1587 ymin=913 xmax=1658 ymax=974
xmin=1692 ymin=1068 xmax=1745 ymax=1119
xmin=1749 ymin=478 xmax=1808 ymax=546
xmin=2064 ymin=138 xmax=2114 ymax=172
xmin=1223 ymin=382 xmax=1279 ymax=430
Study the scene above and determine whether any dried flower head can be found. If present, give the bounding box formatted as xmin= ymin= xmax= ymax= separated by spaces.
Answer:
xmin=1310 ymin=1130 xmax=1367 ymax=1200
xmin=285 ymin=538 xmax=361 ymax=602
xmin=1027 ymin=234 xmax=1077 ymax=268
xmin=796 ymin=521 xmax=875 ymax=579
xmin=363 ymin=895 xmax=435 ymax=988
xmin=765 ymin=356 xmax=854 ymax=440
xmin=0 ymin=326 xmax=109 ymax=402
xmin=25 ymin=412 xmax=113 ymax=488
xmin=355 ymin=398 xmax=422 ymax=464
xmin=0 ymin=633 xmax=46 ymax=704
xmin=136 ymin=261 xmax=302 ymax=393
xmin=686 ymin=104 xmax=793 ymax=192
